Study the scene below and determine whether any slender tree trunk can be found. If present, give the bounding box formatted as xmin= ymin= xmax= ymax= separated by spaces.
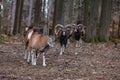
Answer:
xmin=28 ymin=0 xmax=33 ymax=26
xmin=0 ymin=4 xmax=1 ymax=33
xmin=53 ymin=0 xmax=64 ymax=26
xmin=43 ymin=0 xmax=48 ymax=35
xmin=10 ymin=0 xmax=16 ymax=35
xmin=48 ymin=0 xmax=55 ymax=35
xmin=13 ymin=0 xmax=19 ymax=35
xmin=52 ymin=0 xmax=57 ymax=27
xmin=18 ymin=0 xmax=24 ymax=33
xmin=118 ymin=16 xmax=120 ymax=38
xmin=13 ymin=0 xmax=24 ymax=35
xmin=98 ymin=0 xmax=112 ymax=42
xmin=34 ymin=0 xmax=42 ymax=27
xmin=83 ymin=0 xmax=89 ymax=26
xmin=52 ymin=0 xmax=57 ymax=35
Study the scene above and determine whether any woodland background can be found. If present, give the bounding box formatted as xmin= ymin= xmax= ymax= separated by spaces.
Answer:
xmin=0 ymin=0 xmax=120 ymax=42
xmin=0 ymin=0 xmax=120 ymax=80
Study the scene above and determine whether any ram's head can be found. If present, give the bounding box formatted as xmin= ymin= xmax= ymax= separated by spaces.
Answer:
xmin=55 ymin=24 xmax=72 ymax=36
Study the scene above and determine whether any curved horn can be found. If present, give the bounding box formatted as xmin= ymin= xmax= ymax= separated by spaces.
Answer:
xmin=71 ymin=23 xmax=76 ymax=28
xmin=65 ymin=24 xmax=73 ymax=34
xmin=77 ymin=24 xmax=85 ymax=28
xmin=54 ymin=24 xmax=64 ymax=35
xmin=65 ymin=24 xmax=71 ymax=28
xmin=77 ymin=24 xmax=86 ymax=35
xmin=65 ymin=24 xmax=72 ymax=31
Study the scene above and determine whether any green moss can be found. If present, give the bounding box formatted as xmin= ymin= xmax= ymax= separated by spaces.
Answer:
xmin=110 ymin=38 xmax=120 ymax=43
xmin=85 ymin=37 xmax=99 ymax=43
xmin=0 ymin=39 xmax=4 ymax=44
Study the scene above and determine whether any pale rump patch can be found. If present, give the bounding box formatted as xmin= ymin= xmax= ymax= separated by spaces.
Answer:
xmin=31 ymin=35 xmax=40 ymax=48
xmin=28 ymin=31 xmax=33 ymax=40
xmin=25 ymin=27 xmax=28 ymax=31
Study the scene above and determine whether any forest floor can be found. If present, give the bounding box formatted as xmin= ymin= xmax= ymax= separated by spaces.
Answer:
xmin=0 ymin=37 xmax=120 ymax=80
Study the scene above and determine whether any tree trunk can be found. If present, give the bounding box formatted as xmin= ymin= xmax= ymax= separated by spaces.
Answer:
xmin=53 ymin=0 xmax=64 ymax=26
xmin=98 ymin=0 xmax=112 ymax=42
xmin=48 ymin=0 xmax=55 ymax=35
xmin=83 ymin=0 xmax=89 ymax=26
xmin=13 ymin=0 xmax=24 ymax=35
xmin=118 ymin=16 xmax=120 ymax=38
xmin=27 ymin=0 xmax=33 ymax=26
xmin=72 ymin=0 xmax=79 ymax=23
xmin=0 ymin=3 xmax=1 ymax=33
xmin=18 ymin=0 xmax=24 ymax=33
xmin=83 ymin=0 xmax=90 ymax=41
xmin=10 ymin=0 xmax=16 ymax=35
xmin=62 ymin=0 xmax=73 ymax=25
xmin=77 ymin=0 xmax=84 ymax=23
xmin=42 ymin=0 xmax=49 ymax=35
xmin=86 ymin=0 xmax=99 ymax=42
xmin=34 ymin=0 xmax=42 ymax=27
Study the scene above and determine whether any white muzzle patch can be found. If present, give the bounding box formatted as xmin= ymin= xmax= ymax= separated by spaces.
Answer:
xmin=74 ymin=28 xmax=77 ymax=32
xmin=63 ymin=32 xmax=66 ymax=36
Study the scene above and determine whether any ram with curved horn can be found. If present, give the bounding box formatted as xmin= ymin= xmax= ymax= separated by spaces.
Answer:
xmin=54 ymin=24 xmax=72 ymax=55
xmin=65 ymin=24 xmax=72 ymax=44
xmin=71 ymin=23 xmax=85 ymax=48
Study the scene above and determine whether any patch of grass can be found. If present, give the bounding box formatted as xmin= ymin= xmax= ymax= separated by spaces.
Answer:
xmin=85 ymin=38 xmax=99 ymax=43
xmin=0 ymin=34 xmax=5 ymax=44
xmin=0 ymin=39 xmax=4 ymax=44
xmin=110 ymin=38 xmax=120 ymax=43
xmin=7 ymin=34 xmax=22 ymax=42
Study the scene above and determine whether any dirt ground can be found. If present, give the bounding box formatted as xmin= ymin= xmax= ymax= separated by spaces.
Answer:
xmin=0 ymin=42 xmax=120 ymax=80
